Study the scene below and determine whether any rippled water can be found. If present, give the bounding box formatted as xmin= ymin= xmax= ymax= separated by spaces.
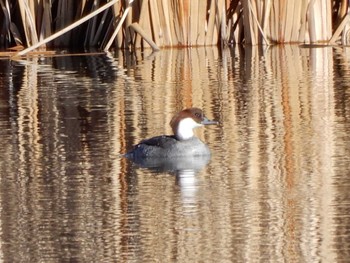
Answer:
xmin=0 ymin=46 xmax=350 ymax=262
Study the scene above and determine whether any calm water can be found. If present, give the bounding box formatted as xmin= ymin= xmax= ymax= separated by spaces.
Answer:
xmin=0 ymin=46 xmax=350 ymax=262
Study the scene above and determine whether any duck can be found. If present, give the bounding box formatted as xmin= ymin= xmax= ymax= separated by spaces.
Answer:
xmin=124 ymin=108 xmax=218 ymax=159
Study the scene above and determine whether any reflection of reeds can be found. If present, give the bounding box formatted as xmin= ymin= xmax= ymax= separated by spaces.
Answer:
xmin=2 ymin=45 xmax=349 ymax=262
xmin=1 ymin=0 xmax=350 ymax=54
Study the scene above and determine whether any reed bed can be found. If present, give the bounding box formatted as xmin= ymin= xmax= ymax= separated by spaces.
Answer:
xmin=0 ymin=0 xmax=349 ymax=54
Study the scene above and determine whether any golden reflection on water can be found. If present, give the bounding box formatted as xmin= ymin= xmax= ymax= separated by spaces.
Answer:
xmin=0 ymin=46 xmax=349 ymax=262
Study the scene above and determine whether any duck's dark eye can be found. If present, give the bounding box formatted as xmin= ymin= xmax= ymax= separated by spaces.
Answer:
xmin=195 ymin=112 xmax=201 ymax=118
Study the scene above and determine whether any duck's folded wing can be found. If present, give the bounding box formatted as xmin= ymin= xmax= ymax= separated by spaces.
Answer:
xmin=138 ymin=135 xmax=176 ymax=147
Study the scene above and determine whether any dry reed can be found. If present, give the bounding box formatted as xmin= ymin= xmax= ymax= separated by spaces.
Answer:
xmin=0 ymin=0 xmax=349 ymax=56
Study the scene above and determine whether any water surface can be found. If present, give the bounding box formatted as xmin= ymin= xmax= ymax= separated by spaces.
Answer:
xmin=0 ymin=46 xmax=350 ymax=262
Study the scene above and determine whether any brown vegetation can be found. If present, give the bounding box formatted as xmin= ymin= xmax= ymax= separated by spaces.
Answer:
xmin=0 ymin=0 xmax=349 ymax=55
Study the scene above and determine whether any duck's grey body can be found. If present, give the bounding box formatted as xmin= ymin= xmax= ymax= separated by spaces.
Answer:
xmin=125 ymin=135 xmax=211 ymax=159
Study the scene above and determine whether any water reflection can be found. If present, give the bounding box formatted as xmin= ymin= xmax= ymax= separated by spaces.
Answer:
xmin=130 ymin=155 xmax=210 ymax=172
xmin=0 ymin=46 xmax=349 ymax=262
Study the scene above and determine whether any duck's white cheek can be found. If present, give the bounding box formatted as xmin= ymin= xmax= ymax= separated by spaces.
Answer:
xmin=176 ymin=118 xmax=201 ymax=140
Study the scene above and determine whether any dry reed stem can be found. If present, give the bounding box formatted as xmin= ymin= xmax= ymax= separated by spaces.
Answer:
xmin=221 ymin=3 xmax=227 ymax=45
xmin=149 ymin=0 xmax=161 ymax=46
xmin=40 ymin=0 xmax=52 ymax=41
xmin=269 ymin=1 xmax=277 ymax=42
xmin=298 ymin=0 xmax=309 ymax=43
xmin=18 ymin=0 xmax=39 ymax=46
xmin=197 ymin=1 xmax=206 ymax=45
xmin=129 ymin=23 xmax=160 ymax=51
xmin=183 ymin=0 xmax=190 ymax=45
xmin=216 ymin=0 xmax=226 ymax=45
xmin=85 ymin=1 xmax=97 ymax=46
xmin=104 ymin=2 xmax=131 ymax=51
xmin=228 ymin=1 xmax=242 ymax=44
xmin=325 ymin=0 xmax=332 ymax=40
xmin=125 ymin=2 xmax=133 ymax=49
xmin=261 ymin=0 xmax=270 ymax=41
xmin=308 ymin=0 xmax=332 ymax=43
xmin=114 ymin=1 xmax=124 ymax=48
xmin=134 ymin=0 xmax=147 ymax=48
xmin=159 ymin=0 xmax=173 ymax=46
xmin=154 ymin=0 xmax=166 ymax=46
xmin=168 ymin=1 xmax=178 ymax=45
xmin=330 ymin=14 xmax=350 ymax=43
xmin=284 ymin=0 xmax=294 ymax=42
xmin=290 ymin=0 xmax=301 ymax=41
xmin=206 ymin=0 xmax=216 ymax=45
xmin=242 ymin=0 xmax=255 ymax=44
xmin=308 ymin=0 xmax=319 ymax=42
xmin=174 ymin=0 xmax=186 ymax=45
xmin=92 ymin=9 xmax=110 ymax=46
xmin=3 ymin=0 xmax=349 ymax=49
xmin=14 ymin=0 xmax=119 ymax=57
xmin=190 ymin=0 xmax=198 ymax=45
xmin=249 ymin=0 xmax=268 ymax=44
xmin=338 ymin=0 xmax=348 ymax=22
xmin=1 ymin=0 xmax=11 ymax=46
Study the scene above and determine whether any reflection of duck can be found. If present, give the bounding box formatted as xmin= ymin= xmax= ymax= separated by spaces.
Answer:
xmin=130 ymin=154 xmax=211 ymax=172
xmin=125 ymin=108 xmax=218 ymax=160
